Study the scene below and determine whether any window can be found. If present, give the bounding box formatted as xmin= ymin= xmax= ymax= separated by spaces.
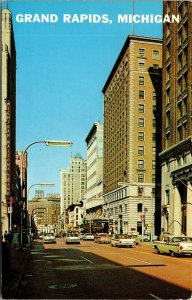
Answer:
xmin=137 ymin=203 xmax=143 ymax=212
xmin=166 ymin=88 xmax=170 ymax=104
xmin=178 ymin=78 xmax=182 ymax=95
xmin=152 ymin=147 xmax=156 ymax=155
xmin=153 ymin=50 xmax=160 ymax=59
xmin=166 ymin=110 xmax=170 ymax=126
xmin=139 ymin=76 xmax=145 ymax=86
xmin=138 ymin=146 xmax=144 ymax=155
xmin=138 ymin=132 xmax=144 ymax=141
xmin=138 ymin=62 xmax=145 ymax=71
xmin=139 ymin=90 xmax=145 ymax=100
xmin=138 ymin=48 xmax=145 ymax=57
xmin=178 ymin=53 xmax=182 ymax=71
xmin=152 ymin=174 xmax=156 ymax=183
xmin=178 ymin=29 xmax=182 ymax=46
xmin=183 ymin=97 xmax=187 ymax=114
xmin=167 ymin=42 xmax=171 ymax=59
xmin=166 ymin=132 xmax=171 ymax=148
xmin=138 ymin=187 xmax=143 ymax=197
xmin=183 ymin=72 xmax=188 ymax=90
xmin=167 ymin=65 xmax=171 ymax=80
xmin=177 ymin=125 xmax=182 ymax=141
xmin=152 ymin=119 xmax=156 ymax=128
xmin=138 ymin=173 xmax=144 ymax=183
xmin=183 ymin=21 xmax=188 ymax=40
xmin=152 ymin=160 xmax=156 ymax=169
xmin=152 ymin=133 xmax=156 ymax=141
xmin=183 ymin=47 xmax=188 ymax=65
xmin=138 ymin=104 xmax=144 ymax=114
xmin=138 ymin=118 xmax=144 ymax=127
xmin=165 ymin=190 xmax=170 ymax=205
xmin=178 ymin=101 xmax=182 ymax=118
xmin=153 ymin=91 xmax=157 ymax=100
xmin=138 ymin=160 xmax=144 ymax=170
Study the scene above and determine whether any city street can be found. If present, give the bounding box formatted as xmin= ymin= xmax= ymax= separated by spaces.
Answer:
xmin=15 ymin=238 xmax=192 ymax=299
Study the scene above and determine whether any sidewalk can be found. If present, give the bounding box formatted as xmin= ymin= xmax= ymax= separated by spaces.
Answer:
xmin=1 ymin=243 xmax=31 ymax=299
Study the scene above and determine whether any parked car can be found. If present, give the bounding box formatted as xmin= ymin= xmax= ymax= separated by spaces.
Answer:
xmin=65 ymin=233 xmax=80 ymax=244
xmin=43 ymin=233 xmax=56 ymax=244
xmin=127 ymin=232 xmax=141 ymax=245
xmin=38 ymin=232 xmax=44 ymax=239
xmin=111 ymin=234 xmax=135 ymax=247
xmin=82 ymin=233 xmax=95 ymax=241
xmin=153 ymin=234 xmax=192 ymax=256
xmin=94 ymin=233 xmax=111 ymax=244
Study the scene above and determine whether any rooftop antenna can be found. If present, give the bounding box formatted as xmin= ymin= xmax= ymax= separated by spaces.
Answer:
xmin=132 ymin=0 xmax=135 ymax=35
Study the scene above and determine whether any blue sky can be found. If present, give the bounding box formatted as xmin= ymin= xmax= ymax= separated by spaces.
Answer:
xmin=2 ymin=0 xmax=163 ymax=198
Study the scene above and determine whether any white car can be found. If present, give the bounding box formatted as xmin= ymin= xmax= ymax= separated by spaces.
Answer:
xmin=111 ymin=234 xmax=135 ymax=247
xmin=66 ymin=233 xmax=80 ymax=244
xmin=153 ymin=235 xmax=192 ymax=256
xmin=43 ymin=233 xmax=56 ymax=244
xmin=82 ymin=233 xmax=95 ymax=241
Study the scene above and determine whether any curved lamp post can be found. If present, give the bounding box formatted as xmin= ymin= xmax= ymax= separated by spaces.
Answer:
xmin=19 ymin=139 xmax=72 ymax=249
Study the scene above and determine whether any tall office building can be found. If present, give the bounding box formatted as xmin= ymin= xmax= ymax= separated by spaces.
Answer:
xmin=85 ymin=122 xmax=104 ymax=225
xmin=1 ymin=9 xmax=17 ymax=233
xmin=60 ymin=153 xmax=87 ymax=226
xmin=160 ymin=1 xmax=192 ymax=235
xmin=103 ymin=35 xmax=162 ymax=235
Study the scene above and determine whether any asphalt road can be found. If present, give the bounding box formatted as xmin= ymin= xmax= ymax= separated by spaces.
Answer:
xmin=15 ymin=238 xmax=192 ymax=299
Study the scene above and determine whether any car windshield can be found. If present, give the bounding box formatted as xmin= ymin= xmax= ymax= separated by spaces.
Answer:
xmin=171 ymin=237 xmax=192 ymax=242
xmin=115 ymin=234 xmax=128 ymax=239
xmin=45 ymin=233 xmax=54 ymax=237
xmin=68 ymin=233 xmax=79 ymax=237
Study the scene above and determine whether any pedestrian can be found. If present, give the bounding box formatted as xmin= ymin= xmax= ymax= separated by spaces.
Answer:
xmin=4 ymin=230 xmax=9 ymax=243
xmin=12 ymin=230 xmax=19 ymax=248
xmin=7 ymin=231 xmax=13 ymax=244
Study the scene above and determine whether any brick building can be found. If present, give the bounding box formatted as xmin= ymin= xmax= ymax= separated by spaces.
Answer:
xmin=103 ymin=35 xmax=162 ymax=236
xmin=1 ymin=9 xmax=17 ymax=233
xmin=160 ymin=1 xmax=192 ymax=235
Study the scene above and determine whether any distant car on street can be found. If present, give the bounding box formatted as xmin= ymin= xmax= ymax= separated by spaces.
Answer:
xmin=111 ymin=234 xmax=135 ymax=247
xmin=43 ymin=233 xmax=56 ymax=244
xmin=66 ymin=233 xmax=80 ymax=244
xmin=94 ymin=233 xmax=111 ymax=244
xmin=82 ymin=233 xmax=95 ymax=241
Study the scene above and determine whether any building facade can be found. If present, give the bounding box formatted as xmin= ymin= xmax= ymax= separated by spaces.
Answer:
xmin=85 ymin=122 xmax=105 ymax=229
xmin=103 ymin=35 xmax=162 ymax=236
xmin=28 ymin=193 xmax=60 ymax=234
xmin=1 ymin=9 xmax=17 ymax=233
xmin=60 ymin=153 xmax=87 ymax=228
xmin=160 ymin=1 xmax=192 ymax=236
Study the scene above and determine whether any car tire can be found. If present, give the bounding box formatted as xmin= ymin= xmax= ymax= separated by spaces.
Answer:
xmin=154 ymin=247 xmax=160 ymax=254
xmin=170 ymin=251 xmax=175 ymax=257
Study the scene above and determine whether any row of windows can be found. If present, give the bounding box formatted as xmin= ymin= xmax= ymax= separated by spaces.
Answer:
xmin=138 ymin=48 xmax=160 ymax=59
xmin=105 ymin=187 xmax=156 ymax=205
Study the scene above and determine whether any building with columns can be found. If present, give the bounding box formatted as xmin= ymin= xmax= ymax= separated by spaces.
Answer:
xmin=1 ymin=9 xmax=17 ymax=233
xmin=103 ymin=35 xmax=162 ymax=236
xmin=160 ymin=1 xmax=192 ymax=236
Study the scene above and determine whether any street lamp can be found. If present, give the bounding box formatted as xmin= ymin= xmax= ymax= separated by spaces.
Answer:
xmin=27 ymin=183 xmax=55 ymax=201
xmin=19 ymin=139 xmax=72 ymax=249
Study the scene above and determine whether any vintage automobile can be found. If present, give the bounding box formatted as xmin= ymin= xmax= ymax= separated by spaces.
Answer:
xmin=111 ymin=234 xmax=135 ymax=247
xmin=153 ymin=234 xmax=192 ymax=256
xmin=82 ymin=233 xmax=95 ymax=241
xmin=43 ymin=233 xmax=56 ymax=244
xmin=65 ymin=233 xmax=80 ymax=244
xmin=94 ymin=233 xmax=111 ymax=244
